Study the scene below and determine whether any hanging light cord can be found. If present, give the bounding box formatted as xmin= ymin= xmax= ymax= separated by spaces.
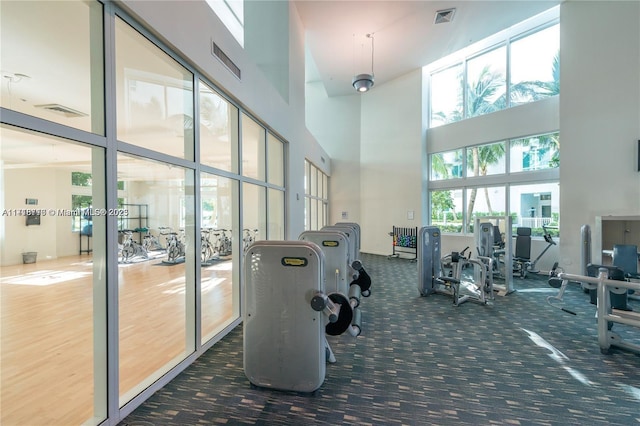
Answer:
xmin=368 ymin=33 xmax=375 ymax=76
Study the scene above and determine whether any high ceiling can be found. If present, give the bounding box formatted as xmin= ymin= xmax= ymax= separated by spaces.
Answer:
xmin=294 ymin=0 xmax=560 ymax=97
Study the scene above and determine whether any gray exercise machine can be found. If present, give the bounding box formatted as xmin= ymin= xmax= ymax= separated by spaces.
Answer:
xmin=244 ymin=240 xmax=368 ymax=392
xmin=512 ymin=225 xmax=557 ymax=278
xmin=475 ymin=217 xmax=514 ymax=295
xmin=417 ymin=226 xmax=494 ymax=306
xmin=556 ymin=268 xmax=640 ymax=354
xmin=322 ymin=223 xmax=361 ymax=261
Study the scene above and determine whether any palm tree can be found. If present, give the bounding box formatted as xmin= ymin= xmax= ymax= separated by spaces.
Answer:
xmin=467 ymin=65 xmax=505 ymax=117
xmin=466 ymin=143 xmax=506 ymax=220
xmin=507 ymin=51 xmax=560 ymax=105
xmin=465 ymin=66 xmax=507 ymax=222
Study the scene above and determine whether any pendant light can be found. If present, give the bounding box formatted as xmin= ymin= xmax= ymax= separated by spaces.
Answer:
xmin=352 ymin=33 xmax=375 ymax=93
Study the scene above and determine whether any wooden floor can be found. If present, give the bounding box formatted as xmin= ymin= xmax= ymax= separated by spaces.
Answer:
xmin=1 ymin=253 xmax=235 ymax=426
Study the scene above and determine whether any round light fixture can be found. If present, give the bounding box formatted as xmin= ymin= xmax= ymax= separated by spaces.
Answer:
xmin=352 ymin=73 xmax=374 ymax=92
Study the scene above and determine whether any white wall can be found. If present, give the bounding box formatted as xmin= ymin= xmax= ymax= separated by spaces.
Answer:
xmin=359 ymin=70 xmax=424 ymax=255
xmin=305 ymin=82 xmax=361 ymax=229
xmin=120 ymin=0 xmax=329 ymax=240
xmin=559 ymin=1 xmax=640 ymax=273
xmin=2 ymin=168 xmax=81 ymax=265
xmin=306 ymin=69 xmax=424 ymax=256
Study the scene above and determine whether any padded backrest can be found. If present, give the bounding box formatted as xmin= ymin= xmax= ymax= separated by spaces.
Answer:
xmin=514 ymin=227 xmax=531 ymax=260
xmin=493 ymin=225 xmax=504 ymax=248
xmin=612 ymin=244 xmax=638 ymax=275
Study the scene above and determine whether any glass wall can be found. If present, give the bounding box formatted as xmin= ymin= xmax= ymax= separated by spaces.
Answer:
xmin=200 ymin=82 xmax=239 ymax=173
xmin=117 ymin=154 xmax=196 ymax=404
xmin=0 ymin=125 xmax=107 ymax=425
xmin=0 ymin=1 xmax=287 ymax=423
xmin=267 ymin=133 xmax=285 ymax=240
xmin=115 ymin=17 xmax=194 ymax=160
xmin=241 ymin=113 xmax=266 ymax=180
xmin=242 ymin=182 xmax=266 ymax=249
xmin=200 ymin=173 xmax=239 ymax=344
xmin=0 ymin=0 xmax=104 ymax=134
xmin=304 ymin=160 xmax=329 ymax=231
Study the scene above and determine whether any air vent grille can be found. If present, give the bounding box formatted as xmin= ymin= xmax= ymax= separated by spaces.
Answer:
xmin=35 ymin=104 xmax=87 ymax=118
xmin=434 ymin=8 xmax=456 ymax=24
xmin=212 ymin=42 xmax=241 ymax=79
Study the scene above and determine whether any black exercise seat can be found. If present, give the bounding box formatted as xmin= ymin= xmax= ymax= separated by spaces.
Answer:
xmin=586 ymin=263 xmax=629 ymax=310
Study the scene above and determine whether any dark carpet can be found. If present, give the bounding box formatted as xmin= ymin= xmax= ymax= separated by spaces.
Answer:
xmin=119 ymin=253 xmax=640 ymax=425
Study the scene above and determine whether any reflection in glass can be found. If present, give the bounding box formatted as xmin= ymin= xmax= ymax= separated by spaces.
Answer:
xmin=0 ymin=0 xmax=104 ymax=134
xmin=115 ymin=17 xmax=194 ymax=160
xmin=267 ymin=133 xmax=284 ymax=186
xmin=241 ymin=113 xmax=265 ymax=180
xmin=0 ymin=124 xmax=106 ymax=425
xmin=117 ymin=153 xmax=195 ymax=405
xmin=242 ymin=182 xmax=266 ymax=245
xmin=200 ymin=82 xmax=239 ymax=172
xmin=200 ymin=173 xmax=239 ymax=344
xmin=268 ymin=188 xmax=285 ymax=240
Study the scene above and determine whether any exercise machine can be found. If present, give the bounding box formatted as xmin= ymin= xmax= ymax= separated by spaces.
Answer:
xmin=546 ymin=262 xmax=577 ymax=315
xmin=244 ymin=240 xmax=366 ymax=392
xmin=512 ymin=225 xmax=557 ymax=278
xmin=300 ymin=229 xmax=371 ymax=298
xmin=475 ymin=218 xmax=514 ymax=295
xmin=556 ymin=268 xmax=640 ymax=354
xmin=119 ymin=230 xmax=148 ymax=263
xmin=322 ymin=223 xmax=360 ymax=261
xmin=243 ymin=241 xmax=327 ymax=392
xmin=417 ymin=226 xmax=493 ymax=306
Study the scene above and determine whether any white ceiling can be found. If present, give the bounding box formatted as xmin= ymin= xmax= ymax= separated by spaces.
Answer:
xmin=294 ymin=0 xmax=560 ymax=97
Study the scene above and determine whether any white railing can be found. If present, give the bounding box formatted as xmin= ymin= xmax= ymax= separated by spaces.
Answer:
xmin=558 ymin=269 xmax=640 ymax=354
xmin=517 ymin=216 xmax=552 ymax=228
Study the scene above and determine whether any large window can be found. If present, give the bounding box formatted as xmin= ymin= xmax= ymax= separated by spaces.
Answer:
xmin=304 ymin=160 xmax=329 ymax=231
xmin=115 ymin=17 xmax=194 ymax=160
xmin=429 ymin=132 xmax=559 ymax=236
xmin=430 ymin=149 xmax=463 ymax=181
xmin=241 ymin=113 xmax=266 ymax=180
xmin=510 ymin=25 xmax=560 ymax=106
xmin=1 ymin=125 xmax=107 ymax=426
xmin=200 ymin=81 xmax=239 ymax=173
xmin=117 ymin=153 xmax=196 ymax=405
xmin=429 ymin=18 xmax=559 ymax=127
xmin=510 ymin=134 xmax=559 ymax=172
xmin=0 ymin=0 xmax=104 ymax=134
xmin=466 ymin=45 xmax=507 ymax=117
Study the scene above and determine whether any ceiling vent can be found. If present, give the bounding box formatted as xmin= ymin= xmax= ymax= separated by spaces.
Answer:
xmin=212 ymin=42 xmax=241 ymax=80
xmin=434 ymin=8 xmax=456 ymax=24
xmin=35 ymin=104 xmax=87 ymax=118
